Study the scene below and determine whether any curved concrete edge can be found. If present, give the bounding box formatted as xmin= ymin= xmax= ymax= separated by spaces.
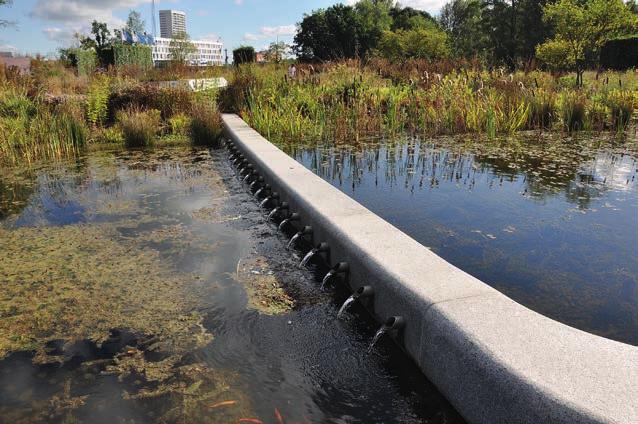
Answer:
xmin=222 ymin=114 xmax=638 ymax=424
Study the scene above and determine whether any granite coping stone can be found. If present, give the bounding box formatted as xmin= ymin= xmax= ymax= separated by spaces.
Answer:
xmin=222 ymin=113 xmax=638 ymax=424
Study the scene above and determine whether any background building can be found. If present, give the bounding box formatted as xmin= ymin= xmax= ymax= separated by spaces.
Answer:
xmin=159 ymin=10 xmax=186 ymax=38
xmin=152 ymin=38 xmax=224 ymax=66
xmin=152 ymin=10 xmax=223 ymax=66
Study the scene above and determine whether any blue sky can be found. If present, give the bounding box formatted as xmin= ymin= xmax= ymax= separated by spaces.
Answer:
xmin=0 ymin=0 xmax=447 ymax=57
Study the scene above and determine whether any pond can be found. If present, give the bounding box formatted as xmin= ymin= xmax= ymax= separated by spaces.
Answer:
xmin=289 ymin=134 xmax=638 ymax=346
xmin=0 ymin=147 xmax=462 ymax=423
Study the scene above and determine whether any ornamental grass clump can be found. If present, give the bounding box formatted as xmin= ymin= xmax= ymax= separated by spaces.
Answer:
xmin=605 ymin=90 xmax=636 ymax=133
xmin=117 ymin=107 xmax=161 ymax=147
xmin=189 ymin=102 xmax=222 ymax=146
xmin=559 ymin=92 xmax=587 ymax=132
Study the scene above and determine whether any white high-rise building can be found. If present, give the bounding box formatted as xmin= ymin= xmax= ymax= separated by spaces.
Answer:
xmin=152 ymin=10 xmax=224 ymax=67
xmin=159 ymin=10 xmax=186 ymax=38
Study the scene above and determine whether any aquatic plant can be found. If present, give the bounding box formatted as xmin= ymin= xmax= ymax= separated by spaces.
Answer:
xmin=93 ymin=126 xmax=124 ymax=144
xmin=605 ymin=90 xmax=636 ymax=133
xmin=559 ymin=92 xmax=586 ymax=132
xmin=169 ymin=112 xmax=191 ymax=136
xmin=223 ymin=62 xmax=637 ymax=145
xmin=0 ymin=83 xmax=87 ymax=164
xmin=85 ymin=75 xmax=110 ymax=126
xmin=189 ymin=102 xmax=222 ymax=146
xmin=109 ymin=83 xmax=194 ymax=122
xmin=117 ymin=107 xmax=161 ymax=147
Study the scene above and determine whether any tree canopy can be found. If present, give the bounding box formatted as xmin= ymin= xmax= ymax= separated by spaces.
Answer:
xmin=125 ymin=10 xmax=145 ymax=34
xmin=536 ymin=0 xmax=637 ymax=85
xmin=294 ymin=1 xmax=446 ymax=62
xmin=265 ymin=41 xmax=290 ymax=63
xmin=233 ymin=46 xmax=256 ymax=65
xmin=169 ymin=32 xmax=197 ymax=64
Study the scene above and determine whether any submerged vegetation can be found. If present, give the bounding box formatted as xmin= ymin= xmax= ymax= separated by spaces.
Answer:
xmin=224 ymin=61 xmax=637 ymax=146
xmin=0 ymin=149 xmax=307 ymax=422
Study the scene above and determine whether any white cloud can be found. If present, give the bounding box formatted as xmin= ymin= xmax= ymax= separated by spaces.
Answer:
xmin=199 ymin=33 xmax=222 ymax=42
xmin=30 ymin=0 xmax=180 ymax=44
xmin=0 ymin=43 xmax=17 ymax=53
xmin=30 ymin=0 xmax=149 ymax=28
xmin=42 ymin=27 xmax=78 ymax=44
xmin=243 ymin=24 xmax=295 ymax=42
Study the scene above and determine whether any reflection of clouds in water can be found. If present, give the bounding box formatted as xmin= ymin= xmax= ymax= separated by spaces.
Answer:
xmin=293 ymin=137 xmax=638 ymax=345
xmin=583 ymin=153 xmax=638 ymax=192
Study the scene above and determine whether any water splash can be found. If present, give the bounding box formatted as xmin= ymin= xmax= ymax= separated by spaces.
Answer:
xmin=320 ymin=270 xmax=335 ymax=290
xmin=300 ymin=248 xmax=318 ymax=267
xmin=267 ymin=207 xmax=280 ymax=221
xmin=368 ymin=325 xmax=389 ymax=353
xmin=260 ymin=197 xmax=272 ymax=208
xmin=337 ymin=295 xmax=356 ymax=319
xmin=287 ymin=232 xmax=301 ymax=249
xmin=254 ymin=187 xmax=266 ymax=198
xmin=279 ymin=218 xmax=290 ymax=232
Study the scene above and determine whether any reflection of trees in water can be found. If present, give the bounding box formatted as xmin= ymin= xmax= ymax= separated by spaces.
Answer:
xmin=0 ymin=177 xmax=35 ymax=220
xmin=0 ymin=150 xmax=211 ymax=223
xmin=294 ymin=137 xmax=638 ymax=208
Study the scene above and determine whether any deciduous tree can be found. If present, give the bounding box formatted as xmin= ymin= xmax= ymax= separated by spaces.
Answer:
xmin=536 ymin=0 xmax=637 ymax=86
xmin=125 ymin=10 xmax=145 ymax=35
xmin=377 ymin=26 xmax=450 ymax=61
xmin=265 ymin=41 xmax=289 ymax=63
xmin=233 ymin=46 xmax=256 ymax=65
xmin=169 ymin=32 xmax=197 ymax=64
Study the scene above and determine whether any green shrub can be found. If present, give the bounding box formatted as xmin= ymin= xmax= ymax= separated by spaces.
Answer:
xmin=169 ymin=113 xmax=191 ymax=136
xmin=77 ymin=49 xmax=97 ymax=76
xmin=113 ymin=44 xmax=153 ymax=70
xmin=109 ymin=84 xmax=193 ymax=121
xmin=0 ymin=89 xmax=37 ymax=119
xmin=86 ymin=76 xmax=110 ymax=126
xmin=117 ymin=107 xmax=161 ymax=147
xmin=233 ymin=46 xmax=256 ymax=65
xmin=189 ymin=103 xmax=222 ymax=146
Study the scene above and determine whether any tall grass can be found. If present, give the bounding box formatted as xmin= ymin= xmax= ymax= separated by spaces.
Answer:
xmin=0 ymin=83 xmax=87 ymax=165
xmin=117 ymin=107 xmax=161 ymax=147
xmin=189 ymin=102 xmax=222 ymax=146
xmin=222 ymin=62 xmax=637 ymax=145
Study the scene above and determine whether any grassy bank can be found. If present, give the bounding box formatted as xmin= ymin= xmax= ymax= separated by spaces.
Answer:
xmin=0 ymin=61 xmax=226 ymax=166
xmin=222 ymin=61 xmax=638 ymax=146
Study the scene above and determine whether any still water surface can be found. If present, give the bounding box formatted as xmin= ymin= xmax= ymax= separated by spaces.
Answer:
xmin=290 ymin=135 xmax=638 ymax=346
xmin=0 ymin=147 xmax=462 ymax=423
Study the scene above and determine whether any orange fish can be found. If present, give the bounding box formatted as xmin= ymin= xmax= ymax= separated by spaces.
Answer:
xmin=209 ymin=400 xmax=238 ymax=409
xmin=238 ymin=419 xmax=263 ymax=424
xmin=274 ymin=408 xmax=284 ymax=424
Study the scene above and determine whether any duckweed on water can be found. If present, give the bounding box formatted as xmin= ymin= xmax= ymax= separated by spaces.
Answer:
xmin=236 ymin=256 xmax=295 ymax=315
xmin=0 ymin=223 xmax=212 ymax=363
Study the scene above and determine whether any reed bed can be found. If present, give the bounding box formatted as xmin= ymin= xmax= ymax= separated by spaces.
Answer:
xmin=0 ymin=82 xmax=87 ymax=165
xmin=1 ymin=63 xmax=225 ymax=165
xmin=226 ymin=62 xmax=638 ymax=146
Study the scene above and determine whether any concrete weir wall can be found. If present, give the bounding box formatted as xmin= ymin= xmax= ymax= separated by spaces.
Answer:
xmin=222 ymin=114 xmax=638 ymax=424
